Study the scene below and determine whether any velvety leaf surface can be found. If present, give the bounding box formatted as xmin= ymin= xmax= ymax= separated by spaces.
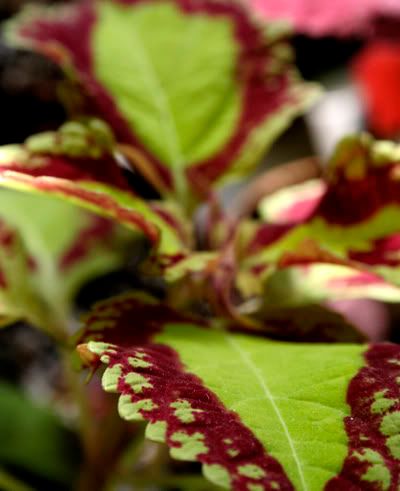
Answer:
xmin=78 ymin=292 xmax=400 ymax=490
xmin=240 ymin=134 xmax=400 ymax=305
xmin=7 ymin=0 xmax=317 ymax=201
xmin=0 ymin=121 xmax=187 ymax=262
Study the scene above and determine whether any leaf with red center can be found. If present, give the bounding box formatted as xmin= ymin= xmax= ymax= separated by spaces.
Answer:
xmin=6 ymin=0 xmax=318 ymax=203
xmin=77 ymin=292 xmax=400 ymax=490
xmin=0 ymin=121 xmax=187 ymax=261
xmin=353 ymin=41 xmax=400 ymax=138
xmin=245 ymin=0 xmax=400 ymax=37
xmin=238 ymin=134 xmax=400 ymax=308
xmin=258 ymin=179 xmax=326 ymax=225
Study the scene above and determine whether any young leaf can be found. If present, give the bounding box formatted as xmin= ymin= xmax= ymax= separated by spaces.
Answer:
xmin=78 ymin=292 xmax=400 ymax=490
xmin=0 ymin=121 xmax=187 ymax=262
xmin=240 ymin=134 xmax=400 ymax=305
xmin=6 ymin=0 xmax=318 ymax=202
xmin=258 ymin=179 xmax=326 ymax=225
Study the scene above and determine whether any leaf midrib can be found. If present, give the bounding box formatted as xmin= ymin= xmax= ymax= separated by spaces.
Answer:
xmin=225 ymin=335 xmax=308 ymax=491
xmin=124 ymin=18 xmax=186 ymax=197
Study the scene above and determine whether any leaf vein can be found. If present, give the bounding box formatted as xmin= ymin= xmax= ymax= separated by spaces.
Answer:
xmin=225 ymin=335 xmax=308 ymax=491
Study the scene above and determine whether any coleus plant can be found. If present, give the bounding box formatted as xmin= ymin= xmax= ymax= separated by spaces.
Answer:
xmin=1 ymin=0 xmax=400 ymax=490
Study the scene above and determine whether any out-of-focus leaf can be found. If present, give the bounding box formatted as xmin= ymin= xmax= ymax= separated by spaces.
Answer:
xmin=246 ymin=303 xmax=365 ymax=342
xmin=0 ymin=189 xmax=134 ymax=328
xmin=258 ymin=179 xmax=326 ymax=225
xmin=163 ymin=252 xmax=218 ymax=283
xmin=245 ymin=0 xmax=400 ymax=37
xmin=6 ymin=0 xmax=318 ymax=203
xmin=78 ymin=292 xmax=400 ymax=490
xmin=0 ymin=382 xmax=79 ymax=485
xmin=0 ymin=121 xmax=188 ymax=263
xmin=0 ymin=219 xmax=50 ymax=329
xmin=0 ymin=468 xmax=34 ymax=491
xmin=240 ymin=134 xmax=400 ymax=307
xmin=150 ymin=201 xmax=194 ymax=250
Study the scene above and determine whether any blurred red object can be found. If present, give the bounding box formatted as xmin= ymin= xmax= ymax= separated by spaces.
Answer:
xmin=326 ymin=299 xmax=390 ymax=341
xmin=353 ymin=41 xmax=400 ymax=137
xmin=248 ymin=0 xmax=400 ymax=37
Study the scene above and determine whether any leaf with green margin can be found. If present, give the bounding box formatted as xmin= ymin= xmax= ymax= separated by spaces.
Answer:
xmin=77 ymin=292 xmax=400 ymax=490
xmin=0 ymin=121 xmax=187 ymax=263
xmin=6 ymin=0 xmax=319 ymax=202
xmin=261 ymin=260 xmax=400 ymax=307
xmin=238 ymin=134 xmax=400 ymax=306
xmin=255 ymin=134 xmax=400 ymax=261
xmin=0 ymin=382 xmax=79 ymax=485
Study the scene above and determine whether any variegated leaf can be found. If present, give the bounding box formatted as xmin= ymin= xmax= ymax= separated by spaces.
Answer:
xmin=240 ymin=134 xmax=400 ymax=306
xmin=6 ymin=0 xmax=318 ymax=203
xmin=0 ymin=120 xmax=188 ymax=263
xmin=78 ymin=292 xmax=400 ymax=490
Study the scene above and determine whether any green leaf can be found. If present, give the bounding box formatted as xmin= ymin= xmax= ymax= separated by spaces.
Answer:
xmin=0 ymin=382 xmax=78 ymax=485
xmin=0 ymin=189 xmax=134 ymax=329
xmin=7 ymin=0 xmax=318 ymax=203
xmin=0 ymin=218 xmax=49 ymax=329
xmin=78 ymin=293 xmax=400 ymax=490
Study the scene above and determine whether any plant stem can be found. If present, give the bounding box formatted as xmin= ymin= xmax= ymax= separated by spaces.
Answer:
xmin=117 ymin=144 xmax=168 ymax=195
xmin=232 ymin=156 xmax=321 ymax=218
